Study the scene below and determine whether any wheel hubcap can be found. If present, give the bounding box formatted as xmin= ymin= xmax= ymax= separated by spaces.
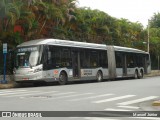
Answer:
xmin=97 ymin=73 xmax=102 ymax=81
xmin=60 ymin=75 xmax=64 ymax=82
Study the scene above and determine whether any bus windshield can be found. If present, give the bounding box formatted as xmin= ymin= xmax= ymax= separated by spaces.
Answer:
xmin=16 ymin=46 xmax=39 ymax=68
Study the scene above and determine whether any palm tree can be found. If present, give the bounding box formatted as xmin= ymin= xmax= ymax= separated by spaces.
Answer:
xmin=0 ymin=0 xmax=22 ymax=31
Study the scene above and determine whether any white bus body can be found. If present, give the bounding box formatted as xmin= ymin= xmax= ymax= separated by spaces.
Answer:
xmin=13 ymin=39 xmax=151 ymax=85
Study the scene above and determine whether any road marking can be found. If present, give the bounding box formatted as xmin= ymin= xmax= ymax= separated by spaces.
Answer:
xmin=4 ymin=91 xmax=43 ymax=97
xmin=118 ymin=106 xmax=139 ymax=109
xmin=84 ymin=117 xmax=119 ymax=120
xmin=46 ymin=93 xmax=94 ymax=100
xmin=69 ymin=94 xmax=114 ymax=101
xmin=5 ymin=91 xmax=58 ymax=97
xmin=0 ymin=89 xmax=25 ymax=91
xmin=118 ymin=96 xmax=159 ymax=106
xmin=104 ymin=108 xmax=132 ymax=111
xmin=0 ymin=90 xmax=27 ymax=94
xmin=92 ymin=95 xmax=136 ymax=103
xmin=129 ymin=117 xmax=160 ymax=120
xmin=0 ymin=90 xmax=39 ymax=96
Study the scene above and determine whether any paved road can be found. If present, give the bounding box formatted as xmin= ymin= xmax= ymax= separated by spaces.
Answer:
xmin=0 ymin=76 xmax=160 ymax=120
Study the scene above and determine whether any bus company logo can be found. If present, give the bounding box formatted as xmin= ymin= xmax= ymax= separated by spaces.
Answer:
xmin=53 ymin=70 xmax=59 ymax=74
xmin=2 ymin=112 xmax=11 ymax=117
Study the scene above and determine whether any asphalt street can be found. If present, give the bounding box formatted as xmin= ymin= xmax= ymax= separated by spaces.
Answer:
xmin=0 ymin=76 xmax=160 ymax=120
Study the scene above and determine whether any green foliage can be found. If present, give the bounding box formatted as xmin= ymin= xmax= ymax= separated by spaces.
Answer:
xmin=148 ymin=13 xmax=160 ymax=55
xmin=0 ymin=0 xmax=160 ymax=70
xmin=12 ymin=32 xmax=23 ymax=45
xmin=0 ymin=0 xmax=145 ymax=46
xmin=150 ymin=13 xmax=160 ymax=28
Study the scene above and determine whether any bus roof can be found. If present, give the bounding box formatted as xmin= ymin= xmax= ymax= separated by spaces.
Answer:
xmin=113 ymin=46 xmax=148 ymax=54
xmin=17 ymin=38 xmax=148 ymax=54
xmin=17 ymin=39 xmax=107 ymax=50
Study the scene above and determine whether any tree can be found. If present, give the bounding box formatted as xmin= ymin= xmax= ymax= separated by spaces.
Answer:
xmin=0 ymin=0 xmax=22 ymax=31
xmin=150 ymin=13 xmax=160 ymax=28
xmin=147 ymin=12 xmax=160 ymax=69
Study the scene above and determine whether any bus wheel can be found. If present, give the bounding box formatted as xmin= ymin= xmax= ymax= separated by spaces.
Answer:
xmin=134 ymin=70 xmax=138 ymax=79
xmin=96 ymin=71 xmax=103 ymax=82
xmin=138 ymin=70 xmax=143 ymax=79
xmin=59 ymin=72 xmax=67 ymax=85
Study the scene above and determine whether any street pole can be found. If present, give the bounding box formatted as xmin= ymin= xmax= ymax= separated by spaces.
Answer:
xmin=1 ymin=43 xmax=7 ymax=84
xmin=3 ymin=53 xmax=7 ymax=83
xmin=147 ymin=19 xmax=150 ymax=53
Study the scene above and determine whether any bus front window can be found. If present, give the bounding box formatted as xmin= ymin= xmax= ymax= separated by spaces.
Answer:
xmin=16 ymin=47 xmax=39 ymax=68
xmin=29 ymin=51 xmax=39 ymax=66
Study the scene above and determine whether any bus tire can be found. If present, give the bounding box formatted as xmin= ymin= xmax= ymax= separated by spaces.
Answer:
xmin=59 ymin=71 xmax=67 ymax=85
xmin=138 ymin=70 xmax=143 ymax=79
xmin=134 ymin=70 xmax=138 ymax=79
xmin=96 ymin=71 xmax=103 ymax=82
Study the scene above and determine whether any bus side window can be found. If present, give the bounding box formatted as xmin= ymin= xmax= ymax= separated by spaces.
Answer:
xmin=90 ymin=51 xmax=98 ymax=67
xmin=80 ymin=49 xmax=90 ymax=68
xmin=61 ymin=48 xmax=71 ymax=67
xmin=52 ymin=47 xmax=61 ymax=68
xmin=99 ymin=51 xmax=108 ymax=68
xmin=115 ymin=52 xmax=122 ymax=68
xmin=126 ymin=53 xmax=135 ymax=68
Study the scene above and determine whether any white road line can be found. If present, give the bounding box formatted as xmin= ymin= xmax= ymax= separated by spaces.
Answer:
xmin=104 ymin=108 xmax=132 ymax=111
xmin=0 ymin=89 xmax=25 ymax=91
xmin=118 ymin=106 xmax=139 ymax=109
xmin=69 ymin=94 xmax=114 ymax=101
xmin=6 ymin=91 xmax=58 ymax=97
xmin=129 ymin=117 xmax=160 ymax=120
xmin=92 ymin=95 xmax=136 ymax=103
xmin=46 ymin=93 xmax=94 ymax=100
xmin=0 ymin=90 xmax=27 ymax=94
xmin=118 ymin=96 xmax=159 ymax=106
xmin=4 ymin=91 xmax=43 ymax=97
xmin=69 ymin=117 xmax=81 ymax=119
xmin=84 ymin=117 xmax=119 ymax=120
xmin=0 ymin=90 xmax=39 ymax=96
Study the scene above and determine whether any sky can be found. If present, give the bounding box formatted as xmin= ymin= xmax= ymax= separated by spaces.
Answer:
xmin=77 ymin=0 xmax=160 ymax=27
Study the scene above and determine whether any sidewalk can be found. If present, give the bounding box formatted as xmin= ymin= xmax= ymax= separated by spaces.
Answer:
xmin=145 ymin=70 xmax=160 ymax=77
xmin=0 ymin=75 xmax=17 ymax=89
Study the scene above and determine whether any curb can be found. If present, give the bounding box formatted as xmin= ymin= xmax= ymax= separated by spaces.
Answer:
xmin=152 ymin=100 xmax=160 ymax=106
xmin=0 ymin=75 xmax=17 ymax=89
xmin=0 ymin=84 xmax=14 ymax=89
xmin=145 ymin=70 xmax=160 ymax=77
xmin=0 ymin=82 xmax=16 ymax=89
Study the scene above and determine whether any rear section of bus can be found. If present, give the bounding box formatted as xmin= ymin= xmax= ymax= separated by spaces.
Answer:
xmin=107 ymin=46 xmax=151 ymax=79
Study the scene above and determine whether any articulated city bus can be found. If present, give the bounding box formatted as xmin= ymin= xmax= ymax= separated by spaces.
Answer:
xmin=13 ymin=39 xmax=151 ymax=85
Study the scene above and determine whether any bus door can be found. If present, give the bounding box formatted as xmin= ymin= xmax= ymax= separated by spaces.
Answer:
xmin=72 ymin=50 xmax=81 ymax=78
xmin=126 ymin=53 xmax=135 ymax=76
xmin=115 ymin=52 xmax=126 ymax=77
